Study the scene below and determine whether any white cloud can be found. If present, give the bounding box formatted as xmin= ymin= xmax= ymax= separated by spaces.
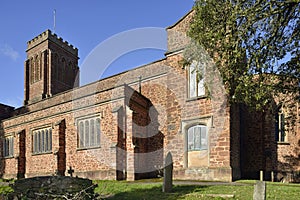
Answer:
xmin=0 ymin=44 xmax=20 ymax=61
xmin=1 ymin=96 xmax=23 ymax=108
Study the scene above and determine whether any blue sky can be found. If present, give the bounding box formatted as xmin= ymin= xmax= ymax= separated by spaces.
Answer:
xmin=0 ymin=0 xmax=194 ymax=108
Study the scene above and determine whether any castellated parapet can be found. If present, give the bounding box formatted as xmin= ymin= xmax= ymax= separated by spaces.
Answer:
xmin=26 ymin=29 xmax=78 ymax=56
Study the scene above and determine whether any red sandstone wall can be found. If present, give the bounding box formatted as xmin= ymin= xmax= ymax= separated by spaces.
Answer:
xmin=167 ymin=10 xmax=194 ymax=53
xmin=4 ymin=9 xmax=298 ymax=183
xmin=1 ymin=60 xmax=171 ymax=180
xmin=276 ymin=101 xmax=300 ymax=182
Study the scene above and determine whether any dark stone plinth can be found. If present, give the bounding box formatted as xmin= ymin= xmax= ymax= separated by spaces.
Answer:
xmin=6 ymin=176 xmax=97 ymax=200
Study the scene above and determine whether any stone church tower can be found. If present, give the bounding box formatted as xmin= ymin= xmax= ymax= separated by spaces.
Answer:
xmin=24 ymin=30 xmax=79 ymax=105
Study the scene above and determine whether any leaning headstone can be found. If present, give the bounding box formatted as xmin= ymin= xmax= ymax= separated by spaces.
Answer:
xmin=253 ymin=181 xmax=266 ymax=200
xmin=163 ymin=152 xmax=173 ymax=193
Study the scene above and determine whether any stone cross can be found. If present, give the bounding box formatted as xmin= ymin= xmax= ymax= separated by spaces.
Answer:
xmin=163 ymin=152 xmax=173 ymax=193
xmin=68 ymin=166 xmax=74 ymax=177
xmin=253 ymin=181 xmax=266 ymax=200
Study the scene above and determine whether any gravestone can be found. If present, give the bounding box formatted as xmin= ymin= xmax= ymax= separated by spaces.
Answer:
xmin=163 ymin=152 xmax=173 ymax=193
xmin=260 ymin=170 xmax=263 ymax=181
xmin=253 ymin=181 xmax=266 ymax=200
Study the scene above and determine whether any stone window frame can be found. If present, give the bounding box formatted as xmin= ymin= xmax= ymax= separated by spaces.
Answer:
xmin=187 ymin=60 xmax=206 ymax=99
xmin=3 ymin=133 xmax=14 ymax=158
xmin=181 ymin=116 xmax=212 ymax=168
xmin=32 ymin=126 xmax=52 ymax=155
xmin=76 ymin=114 xmax=101 ymax=150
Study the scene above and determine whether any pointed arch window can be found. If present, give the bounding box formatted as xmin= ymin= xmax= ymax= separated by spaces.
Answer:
xmin=30 ymin=58 xmax=34 ymax=84
xmin=275 ymin=106 xmax=287 ymax=142
xmin=34 ymin=55 xmax=40 ymax=82
xmin=30 ymin=55 xmax=41 ymax=83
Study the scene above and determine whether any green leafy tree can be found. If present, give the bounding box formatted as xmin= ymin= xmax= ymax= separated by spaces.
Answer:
xmin=188 ymin=0 xmax=300 ymax=110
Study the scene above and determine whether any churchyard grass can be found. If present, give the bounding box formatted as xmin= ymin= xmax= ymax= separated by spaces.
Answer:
xmin=0 ymin=178 xmax=299 ymax=199
xmin=94 ymin=179 xmax=300 ymax=200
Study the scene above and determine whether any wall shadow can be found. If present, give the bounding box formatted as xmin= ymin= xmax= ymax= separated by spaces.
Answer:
xmin=124 ymin=85 xmax=164 ymax=180
xmin=116 ymin=107 xmax=126 ymax=180
xmin=104 ymin=185 xmax=207 ymax=200
xmin=276 ymin=140 xmax=300 ymax=182
xmin=238 ymin=102 xmax=278 ymax=181
xmin=131 ymin=98 xmax=164 ymax=180
xmin=0 ymin=103 xmax=16 ymax=179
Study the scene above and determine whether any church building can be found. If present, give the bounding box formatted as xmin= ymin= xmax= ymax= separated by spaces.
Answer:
xmin=0 ymin=10 xmax=299 ymax=182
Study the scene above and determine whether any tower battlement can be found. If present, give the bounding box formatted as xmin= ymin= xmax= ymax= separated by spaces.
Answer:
xmin=27 ymin=29 xmax=78 ymax=56
xmin=24 ymin=30 xmax=79 ymax=105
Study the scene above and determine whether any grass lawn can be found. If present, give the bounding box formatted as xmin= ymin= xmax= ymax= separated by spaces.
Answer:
xmin=0 ymin=179 xmax=299 ymax=199
xmin=94 ymin=179 xmax=300 ymax=200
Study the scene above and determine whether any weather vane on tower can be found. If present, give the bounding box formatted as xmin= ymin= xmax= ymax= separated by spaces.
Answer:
xmin=53 ymin=9 xmax=56 ymax=33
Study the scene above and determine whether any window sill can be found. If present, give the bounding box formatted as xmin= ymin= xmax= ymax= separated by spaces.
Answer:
xmin=32 ymin=151 xmax=53 ymax=156
xmin=277 ymin=142 xmax=290 ymax=145
xmin=77 ymin=146 xmax=101 ymax=151
xmin=3 ymin=156 xmax=14 ymax=159
xmin=188 ymin=149 xmax=208 ymax=152
xmin=186 ymin=95 xmax=207 ymax=102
